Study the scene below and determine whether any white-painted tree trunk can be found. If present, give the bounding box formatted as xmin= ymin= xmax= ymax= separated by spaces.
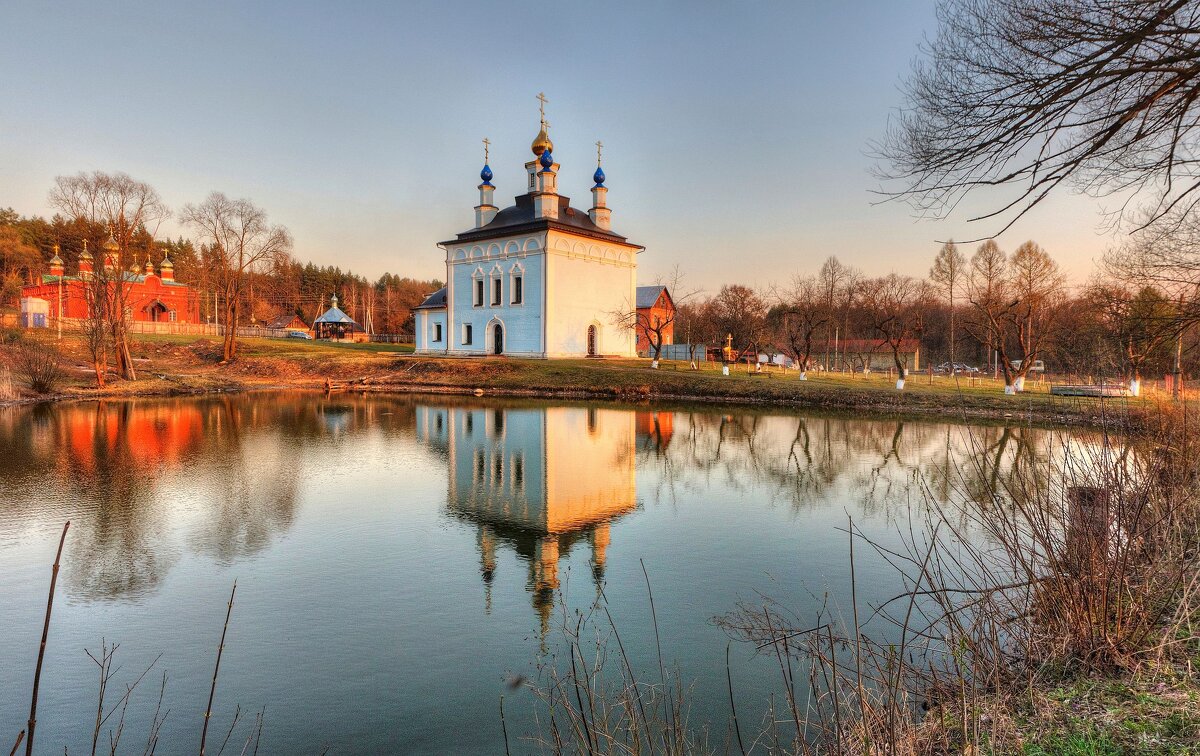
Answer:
xmin=1129 ymin=378 xmax=1141 ymax=396
xmin=1004 ymin=384 xmax=1016 ymax=395
xmin=651 ymin=359 xmax=659 ymax=369
xmin=896 ymin=379 xmax=905 ymax=390
xmin=1014 ymin=376 xmax=1025 ymax=392
xmin=799 ymin=371 xmax=807 ymax=381
xmin=722 ymin=365 xmax=730 ymax=376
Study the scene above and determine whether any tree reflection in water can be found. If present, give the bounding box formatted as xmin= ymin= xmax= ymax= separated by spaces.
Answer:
xmin=0 ymin=394 xmax=426 ymax=600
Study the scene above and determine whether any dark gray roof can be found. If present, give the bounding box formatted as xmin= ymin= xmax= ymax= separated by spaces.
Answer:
xmin=444 ymin=193 xmax=633 ymax=246
xmin=266 ymin=314 xmax=307 ymax=329
xmin=636 ymin=285 xmax=668 ymax=309
xmin=414 ymin=286 xmax=448 ymax=310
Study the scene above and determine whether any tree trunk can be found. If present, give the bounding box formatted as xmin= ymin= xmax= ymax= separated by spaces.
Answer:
xmin=893 ymin=351 xmax=907 ymax=390
xmin=948 ymin=304 xmax=956 ymax=368
xmin=223 ymin=299 xmax=238 ymax=362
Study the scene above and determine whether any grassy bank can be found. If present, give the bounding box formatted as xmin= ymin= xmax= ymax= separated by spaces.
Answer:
xmin=1 ymin=331 xmax=1165 ymax=428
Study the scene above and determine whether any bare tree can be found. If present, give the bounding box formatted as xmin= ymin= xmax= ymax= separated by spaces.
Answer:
xmin=181 ymin=193 xmax=292 ymax=361
xmin=1087 ymin=280 xmax=1177 ymax=395
xmin=774 ymin=275 xmax=829 ymax=379
xmin=610 ymin=266 xmax=699 ymax=368
xmin=965 ymin=240 xmax=1064 ymax=393
xmin=1008 ymin=241 xmax=1066 ymax=389
xmin=708 ymin=284 xmax=768 ymax=371
xmin=964 ymin=240 xmax=1017 ymax=390
xmin=1105 ymin=211 xmax=1200 ymax=396
xmin=879 ymin=0 xmax=1200 ymax=236
xmin=929 ymin=240 xmax=966 ymax=366
xmin=817 ymin=256 xmax=848 ymax=369
xmin=863 ymin=274 xmax=930 ymax=389
xmin=49 ymin=172 xmax=169 ymax=380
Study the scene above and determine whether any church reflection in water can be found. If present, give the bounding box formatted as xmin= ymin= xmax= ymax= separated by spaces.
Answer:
xmin=417 ymin=403 xmax=639 ymax=631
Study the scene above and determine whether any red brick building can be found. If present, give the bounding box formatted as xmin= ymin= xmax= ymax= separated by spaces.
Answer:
xmin=22 ymin=243 xmax=201 ymax=324
xmin=634 ymin=285 xmax=675 ymax=355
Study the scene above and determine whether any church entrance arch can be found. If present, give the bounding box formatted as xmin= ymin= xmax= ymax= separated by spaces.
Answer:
xmin=587 ymin=325 xmax=598 ymax=357
xmin=492 ymin=322 xmax=504 ymax=355
xmin=145 ymin=301 xmax=170 ymax=322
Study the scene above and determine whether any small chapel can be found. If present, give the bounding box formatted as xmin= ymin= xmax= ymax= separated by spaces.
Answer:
xmin=414 ymin=96 xmax=641 ymax=358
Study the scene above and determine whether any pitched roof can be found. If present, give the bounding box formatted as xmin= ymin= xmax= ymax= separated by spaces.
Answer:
xmin=313 ymin=305 xmax=361 ymax=326
xmin=444 ymin=193 xmax=634 ymax=246
xmin=636 ymin=285 xmax=669 ymax=309
xmin=266 ymin=314 xmax=307 ymax=330
xmin=414 ymin=286 xmax=448 ymax=310
xmin=815 ymin=339 xmax=921 ymax=354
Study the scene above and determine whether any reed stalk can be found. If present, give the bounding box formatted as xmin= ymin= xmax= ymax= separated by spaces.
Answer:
xmin=26 ymin=520 xmax=69 ymax=756
xmin=200 ymin=581 xmax=237 ymax=756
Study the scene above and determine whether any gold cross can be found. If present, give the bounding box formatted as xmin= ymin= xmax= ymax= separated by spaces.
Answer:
xmin=482 ymin=137 xmax=490 ymax=162
xmin=536 ymin=92 xmax=548 ymax=126
xmin=595 ymin=140 xmax=603 ymax=164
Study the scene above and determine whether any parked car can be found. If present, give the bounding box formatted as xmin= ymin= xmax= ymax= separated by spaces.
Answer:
xmin=1010 ymin=359 xmax=1045 ymax=372
xmin=935 ymin=362 xmax=980 ymax=374
xmin=285 ymin=330 xmax=314 ymax=340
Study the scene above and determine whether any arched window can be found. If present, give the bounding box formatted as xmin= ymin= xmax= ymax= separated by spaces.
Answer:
xmin=587 ymin=324 xmax=598 ymax=357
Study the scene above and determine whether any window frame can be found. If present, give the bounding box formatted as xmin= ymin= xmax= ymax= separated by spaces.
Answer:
xmin=462 ymin=323 xmax=473 ymax=345
xmin=433 ymin=322 xmax=442 ymax=343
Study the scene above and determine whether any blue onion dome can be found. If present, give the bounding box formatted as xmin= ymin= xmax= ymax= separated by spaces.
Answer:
xmin=593 ymin=165 xmax=605 ymax=186
xmin=480 ymin=164 xmax=493 ymax=185
xmin=539 ymin=149 xmax=554 ymax=170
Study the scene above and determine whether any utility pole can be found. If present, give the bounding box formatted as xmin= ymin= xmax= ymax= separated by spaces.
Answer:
xmin=57 ymin=268 xmax=63 ymax=341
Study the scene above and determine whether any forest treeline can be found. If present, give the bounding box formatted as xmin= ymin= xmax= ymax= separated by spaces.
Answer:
xmin=0 ymin=207 xmax=441 ymax=336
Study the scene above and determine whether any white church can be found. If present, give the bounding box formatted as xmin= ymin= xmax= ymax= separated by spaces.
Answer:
xmin=414 ymin=100 xmax=641 ymax=358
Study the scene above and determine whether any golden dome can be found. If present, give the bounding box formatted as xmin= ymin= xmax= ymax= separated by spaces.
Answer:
xmin=531 ymin=127 xmax=553 ymax=156
xmin=103 ymin=234 xmax=119 ymax=252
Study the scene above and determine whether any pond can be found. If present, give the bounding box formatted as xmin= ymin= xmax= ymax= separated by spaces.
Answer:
xmin=0 ymin=393 xmax=1080 ymax=753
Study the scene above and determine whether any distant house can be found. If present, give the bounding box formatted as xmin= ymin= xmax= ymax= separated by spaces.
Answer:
xmin=266 ymin=314 xmax=309 ymax=332
xmin=312 ymin=294 xmax=367 ymax=342
xmin=634 ymin=285 xmax=675 ymax=355
xmin=816 ymin=339 xmax=921 ymax=372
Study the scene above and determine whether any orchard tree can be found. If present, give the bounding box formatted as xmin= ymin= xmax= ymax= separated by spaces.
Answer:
xmin=929 ymin=240 xmax=966 ymax=366
xmin=772 ymin=275 xmax=828 ymax=379
xmin=1089 ymin=282 xmax=1177 ymax=395
xmin=863 ymin=274 xmax=931 ymax=389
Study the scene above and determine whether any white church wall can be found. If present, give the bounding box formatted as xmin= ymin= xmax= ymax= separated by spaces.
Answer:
xmin=544 ymin=231 xmax=637 ymax=358
xmin=415 ymin=310 xmax=448 ymax=353
xmin=448 ymin=234 xmax=547 ymax=357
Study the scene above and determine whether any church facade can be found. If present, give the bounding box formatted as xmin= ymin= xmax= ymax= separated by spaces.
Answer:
xmin=414 ymin=112 xmax=641 ymax=358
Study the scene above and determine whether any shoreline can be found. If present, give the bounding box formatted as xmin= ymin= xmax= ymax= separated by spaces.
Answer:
xmin=0 ymin=334 xmax=1157 ymax=429
xmin=4 ymin=367 xmax=1148 ymax=430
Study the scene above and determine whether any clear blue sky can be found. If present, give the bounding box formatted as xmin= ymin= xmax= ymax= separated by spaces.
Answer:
xmin=1 ymin=0 xmax=1111 ymax=290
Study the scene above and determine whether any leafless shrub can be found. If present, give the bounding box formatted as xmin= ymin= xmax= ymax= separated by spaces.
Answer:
xmin=523 ymin=564 xmax=707 ymax=755
xmin=719 ymin=407 xmax=1200 ymax=753
xmin=12 ymin=339 xmax=64 ymax=394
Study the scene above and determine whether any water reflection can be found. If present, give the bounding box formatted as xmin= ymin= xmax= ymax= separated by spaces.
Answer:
xmin=0 ymin=396 xmax=406 ymax=600
xmin=417 ymin=405 xmax=637 ymax=631
xmin=0 ymin=394 xmax=1106 ymax=608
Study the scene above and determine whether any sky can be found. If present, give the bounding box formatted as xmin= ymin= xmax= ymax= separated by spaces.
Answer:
xmin=1 ymin=0 xmax=1117 ymax=291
